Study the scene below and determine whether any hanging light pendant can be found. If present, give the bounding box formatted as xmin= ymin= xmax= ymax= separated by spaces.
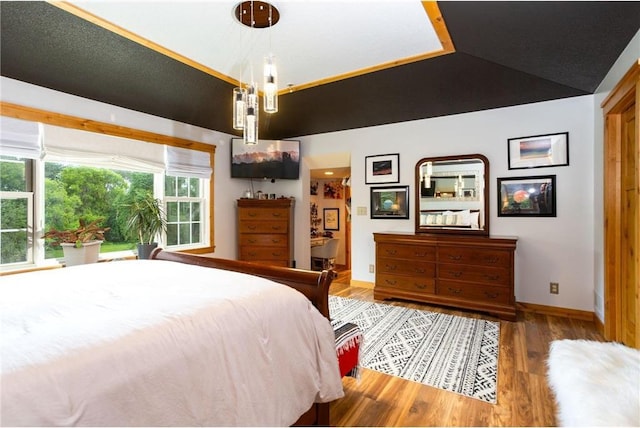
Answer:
xmin=244 ymin=83 xmax=259 ymax=144
xmin=263 ymin=54 xmax=278 ymax=113
xmin=232 ymin=87 xmax=246 ymax=130
xmin=232 ymin=1 xmax=280 ymax=144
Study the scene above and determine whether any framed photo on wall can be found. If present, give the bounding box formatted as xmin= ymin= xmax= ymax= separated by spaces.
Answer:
xmin=323 ymin=208 xmax=340 ymax=230
xmin=365 ymin=153 xmax=400 ymax=184
xmin=497 ymin=175 xmax=556 ymax=217
xmin=370 ymin=185 xmax=410 ymax=219
xmin=507 ymin=132 xmax=569 ymax=170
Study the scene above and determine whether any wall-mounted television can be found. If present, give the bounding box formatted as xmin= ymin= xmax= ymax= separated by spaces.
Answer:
xmin=231 ymin=138 xmax=300 ymax=180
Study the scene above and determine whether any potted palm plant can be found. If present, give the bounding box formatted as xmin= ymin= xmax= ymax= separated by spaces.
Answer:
xmin=43 ymin=218 xmax=110 ymax=266
xmin=123 ymin=194 xmax=167 ymax=259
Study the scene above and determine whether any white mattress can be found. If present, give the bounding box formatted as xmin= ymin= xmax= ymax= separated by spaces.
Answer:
xmin=0 ymin=260 xmax=344 ymax=426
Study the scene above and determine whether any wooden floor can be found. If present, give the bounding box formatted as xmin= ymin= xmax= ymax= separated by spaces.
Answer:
xmin=328 ymin=271 xmax=604 ymax=426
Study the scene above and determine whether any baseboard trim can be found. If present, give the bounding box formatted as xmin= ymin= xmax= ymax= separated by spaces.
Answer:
xmin=516 ymin=302 xmax=593 ymax=321
xmin=351 ymin=279 xmax=374 ymax=289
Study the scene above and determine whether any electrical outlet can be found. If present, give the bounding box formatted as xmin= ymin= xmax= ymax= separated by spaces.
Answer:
xmin=369 ymin=264 xmax=375 ymax=273
xmin=550 ymin=282 xmax=559 ymax=294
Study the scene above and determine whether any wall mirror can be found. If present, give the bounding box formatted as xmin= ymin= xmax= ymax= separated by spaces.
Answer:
xmin=415 ymin=154 xmax=489 ymax=235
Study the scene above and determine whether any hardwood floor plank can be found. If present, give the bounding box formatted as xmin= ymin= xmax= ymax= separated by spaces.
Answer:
xmin=328 ymin=282 xmax=604 ymax=426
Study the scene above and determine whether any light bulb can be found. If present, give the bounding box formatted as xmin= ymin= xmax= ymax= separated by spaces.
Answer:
xmin=232 ymin=87 xmax=246 ymax=130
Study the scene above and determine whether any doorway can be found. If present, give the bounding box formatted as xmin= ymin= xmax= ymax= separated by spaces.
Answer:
xmin=310 ymin=167 xmax=351 ymax=272
xmin=602 ymin=61 xmax=639 ymax=348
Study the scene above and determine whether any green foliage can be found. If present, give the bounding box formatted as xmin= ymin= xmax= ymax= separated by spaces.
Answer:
xmin=121 ymin=193 xmax=167 ymax=244
xmin=0 ymin=159 xmax=26 ymax=191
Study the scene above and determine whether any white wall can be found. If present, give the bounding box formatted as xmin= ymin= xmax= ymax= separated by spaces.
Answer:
xmin=300 ymin=96 xmax=596 ymax=311
xmin=591 ymin=30 xmax=640 ymax=321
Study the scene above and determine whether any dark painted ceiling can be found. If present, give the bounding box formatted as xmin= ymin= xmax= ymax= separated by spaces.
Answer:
xmin=1 ymin=1 xmax=639 ymax=139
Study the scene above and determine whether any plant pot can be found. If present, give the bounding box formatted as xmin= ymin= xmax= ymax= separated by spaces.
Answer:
xmin=61 ymin=240 xmax=102 ymax=266
xmin=137 ymin=242 xmax=158 ymax=260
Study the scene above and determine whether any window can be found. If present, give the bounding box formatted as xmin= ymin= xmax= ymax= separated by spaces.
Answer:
xmin=165 ymin=176 xmax=206 ymax=248
xmin=0 ymin=157 xmax=34 ymax=265
xmin=0 ymin=107 xmax=215 ymax=270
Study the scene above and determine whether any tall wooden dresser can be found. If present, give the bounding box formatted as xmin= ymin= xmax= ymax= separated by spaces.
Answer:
xmin=374 ymin=232 xmax=517 ymax=320
xmin=237 ymin=198 xmax=295 ymax=267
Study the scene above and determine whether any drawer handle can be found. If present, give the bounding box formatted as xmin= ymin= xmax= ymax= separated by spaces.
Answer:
xmin=384 ymin=279 xmax=397 ymax=285
xmin=272 ymin=252 xmax=282 ymax=257
xmin=448 ymin=255 xmax=462 ymax=261
xmin=484 ymin=291 xmax=499 ymax=299
xmin=415 ymin=283 xmax=427 ymax=289
xmin=271 ymin=239 xmax=281 ymax=243
xmin=447 ymin=287 xmax=462 ymax=294
xmin=248 ymin=212 xmax=258 ymax=217
xmin=248 ymin=239 xmax=257 ymax=244
xmin=415 ymin=252 xmax=429 ymax=257
xmin=272 ymin=226 xmax=282 ymax=231
xmin=385 ymin=264 xmax=397 ymax=271
xmin=414 ymin=268 xmax=425 ymax=274
xmin=385 ymin=249 xmax=397 ymax=256
xmin=484 ymin=274 xmax=500 ymax=281
xmin=248 ymin=251 xmax=257 ymax=256
xmin=272 ymin=212 xmax=282 ymax=217
xmin=247 ymin=225 xmax=257 ymax=230
xmin=485 ymin=257 xmax=499 ymax=264
xmin=449 ymin=271 xmax=462 ymax=278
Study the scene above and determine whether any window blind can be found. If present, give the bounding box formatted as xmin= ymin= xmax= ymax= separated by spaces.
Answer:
xmin=42 ymin=124 xmax=165 ymax=173
xmin=165 ymin=145 xmax=212 ymax=179
xmin=0 ymin=116 xmax=43 ymax=159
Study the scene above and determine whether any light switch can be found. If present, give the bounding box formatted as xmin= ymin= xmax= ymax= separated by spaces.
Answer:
xmin=356 ymin=206 xmax=367 ymax=216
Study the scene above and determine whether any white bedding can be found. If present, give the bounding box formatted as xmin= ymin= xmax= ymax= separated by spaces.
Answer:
xmin=0 ymin=260 xmax=344 ymax=426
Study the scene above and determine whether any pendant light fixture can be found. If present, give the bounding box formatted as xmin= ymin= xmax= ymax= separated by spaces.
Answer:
xmin=232 ymin=1 xmax=280 ymax=144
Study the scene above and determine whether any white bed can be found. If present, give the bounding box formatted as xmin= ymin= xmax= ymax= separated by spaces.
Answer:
xmin=0 ymin=255 xmax=344 ymax=426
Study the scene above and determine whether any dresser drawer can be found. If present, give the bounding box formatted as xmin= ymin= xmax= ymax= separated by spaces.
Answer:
xmin=377 ymin=243 xmax=435 ymax=261
xmin=239 ymin=207 xmax=290 ymax=221
xmin=438 ymin=247 xmax=511 ymax=268
xmin=377 ymin=274 xmax=436 ymax=294
xmin=438 ymin=280 xmax=511 ymax=305
xmin=240 ymin=246 xmax=290 ymax=261
xmin=239 ymin=234 xmax=287 ymax=247
xmin=378 ymin=257 xmax=435 ymax=277
xmin=238 ymin=221 xmax=288 ymax=234
xmin=437 ymin=264 xmax=510 ymax=286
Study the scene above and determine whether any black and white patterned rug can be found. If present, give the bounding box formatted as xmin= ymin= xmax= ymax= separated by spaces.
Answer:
xmin=329 ymin=295 xmax=499 ymax=403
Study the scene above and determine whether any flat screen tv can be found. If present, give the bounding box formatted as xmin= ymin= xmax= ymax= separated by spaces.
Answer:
xmin=231 ymin=138 xmax=300 ymax=180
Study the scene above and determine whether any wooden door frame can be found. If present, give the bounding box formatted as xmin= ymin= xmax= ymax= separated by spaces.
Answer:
xmin=601 ymin=60 xmax=639 ymax=344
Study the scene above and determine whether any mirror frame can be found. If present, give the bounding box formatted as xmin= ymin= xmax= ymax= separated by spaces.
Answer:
xmin=414 ymin=153 xmax=490 ymax=236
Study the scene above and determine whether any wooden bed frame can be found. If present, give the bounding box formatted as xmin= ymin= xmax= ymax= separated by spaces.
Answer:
xmin=150 ymin=249 xmax=335 ymax=426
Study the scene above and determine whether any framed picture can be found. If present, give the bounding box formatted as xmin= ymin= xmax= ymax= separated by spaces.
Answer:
xmin=370 ymin=185 xmax=410 ymax=219
xmin=497 ymin=175 xmax=556 ymax=217
xmin=365 ymin=153 xmax=400 ymax=184
xmin=508 ymin=132 xmax=569 ymax=170
xmin=323 ymin=180 xmax=343 ymax=199
xmin=323 ymin=208 xmax=339 ymax=230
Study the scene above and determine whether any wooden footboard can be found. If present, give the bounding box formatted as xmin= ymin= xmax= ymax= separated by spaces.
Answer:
xmin=150 ymin=249 xmax=335 ymax=426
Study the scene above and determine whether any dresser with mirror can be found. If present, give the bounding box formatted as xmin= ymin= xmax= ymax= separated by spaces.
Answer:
xmin=373 ymin=154 xmax=517 ymax=320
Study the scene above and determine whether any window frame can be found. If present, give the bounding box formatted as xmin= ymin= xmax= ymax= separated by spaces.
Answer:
xmin=0 ymin=102 xmax=216 ymax=271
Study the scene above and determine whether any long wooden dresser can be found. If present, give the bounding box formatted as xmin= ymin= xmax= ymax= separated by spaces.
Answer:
xmin=374 ymin=232 xmax=517 ymax=320
xmin=237 ymin=198 xmax=295 ymax=267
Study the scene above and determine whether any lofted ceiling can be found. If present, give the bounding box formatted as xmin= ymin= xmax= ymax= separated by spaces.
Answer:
xmin=1 ymin=1 xmax=639 ymax=140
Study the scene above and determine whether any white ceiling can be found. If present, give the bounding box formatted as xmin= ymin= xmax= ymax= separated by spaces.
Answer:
xmin=68 ymin=1 xmax=442 ymax=91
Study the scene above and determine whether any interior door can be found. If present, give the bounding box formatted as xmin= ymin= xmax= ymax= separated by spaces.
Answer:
xmin=621 ymin=103 xmax=637 ymax=347
xmin=602 ymin=61 xmax=639 ymax=349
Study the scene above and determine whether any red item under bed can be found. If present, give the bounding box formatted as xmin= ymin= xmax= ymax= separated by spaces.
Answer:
xmin=333 ymin=321 xmax=362 ymax=378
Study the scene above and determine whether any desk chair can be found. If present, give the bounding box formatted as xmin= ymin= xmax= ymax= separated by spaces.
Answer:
xmin=310 ymin=238 xmax=340 ymax=271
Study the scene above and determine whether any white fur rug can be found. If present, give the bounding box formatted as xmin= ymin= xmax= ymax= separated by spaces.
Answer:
xmin=547 ymin=339 xmax=640 ymax=426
